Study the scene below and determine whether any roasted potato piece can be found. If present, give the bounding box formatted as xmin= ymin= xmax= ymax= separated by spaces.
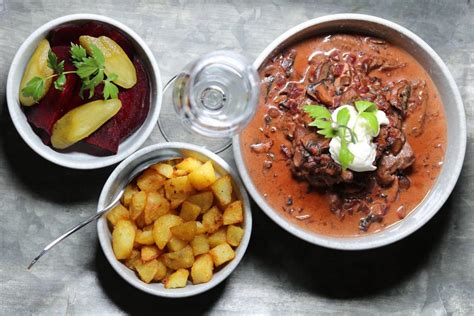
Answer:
xmin=196 ymin=222 xmax=206 ymax=235
xmin=135 ymin=229 xmax=155 ymax=245
xmin=186 ymin=191 xmax=214 ymax=213
xmin=152 ymin=214 xmax=183 ymax=249
xmin=164 ymin=268 xmax=189 ymax=289
xmin=135 ymin=259 xmax=160 ymax=283
xmin=130 ymin=191 xmax=147 ymax=220
xmin=209 ymin=243 xmax=235 ymax=267
xmin=134 ymin=213 xmax=146 ymax=229
xmin=223 ymin=201 xmax=244 ymax=225
xmin=151 ymin=163 xmax=174 ymax=179
xmin=167 ymin=237 xmax=188 ymax=252
xmin=176 ymin=157 xmax=203 ymax=173
xmin=170 ymin=221 xmax=197 ymax=241
xmin=122 ymin=183 xmax=139 ymax=207
xmin=202 ymin=206 xmax=223 ymax=234
xmin=152 ymin=259 xmax=168 ymax=282
xmin=210 ymin=175 xmax=233 ymax=208
xmin=112 ymin=220 xmax=136 ymax=260
xmin=141 ymin=245 xmax=162 ymax=262
xmin=226 ymin=225 xmax=244 ymax=247
xmin=137 ymin=169 xmax=165 ymax=192
xmin=164 ymin=176 xmax=195 ymax=202
xmin=191 ymin=254 xmax=214 ymax=284
xmin=173 ymin=169 xmax=189 ymax=177
xmin=208 ymin=227 xmax=227 ymax=248
xmin=124 ymin=249 xmax=141 ymax=270
xmin=188 ymin=161 xmax=217 ymax=190
xmin=144 ymin=192 xmax=170 ymax=225
xmin=107 ymin=203 xmax=130 ymax=226
xmin=190 ymin=234 xmax=210 ymax=256
xmin=179 ymin=201 xmax=201 ymax=221
xmin=162 ymin=245 xmax=194 ymax=269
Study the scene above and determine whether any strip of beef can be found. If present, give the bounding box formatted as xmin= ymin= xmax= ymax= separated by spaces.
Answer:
xmin=377 ymin=142 xmax=415 ymax=186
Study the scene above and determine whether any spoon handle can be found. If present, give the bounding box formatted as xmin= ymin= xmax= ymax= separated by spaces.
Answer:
xmin=27 ymin=193 xmax=122 ymax=270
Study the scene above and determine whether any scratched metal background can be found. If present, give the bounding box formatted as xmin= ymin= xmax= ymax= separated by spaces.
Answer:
xmin=0 ymin=0 xmax=472 ymax=315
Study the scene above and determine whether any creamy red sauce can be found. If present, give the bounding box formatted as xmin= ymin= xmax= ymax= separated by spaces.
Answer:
xmin=241 ymin=34 xmax=446 ymax=237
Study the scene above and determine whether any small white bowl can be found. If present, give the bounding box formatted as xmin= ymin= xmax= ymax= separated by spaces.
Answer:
xmin=97 ymin=143 xmax=252 ymax=298
xmin=233 ymin=14 xmax=466 ymax=250
xmin=6 ymin=14 xmax=162 ymax=169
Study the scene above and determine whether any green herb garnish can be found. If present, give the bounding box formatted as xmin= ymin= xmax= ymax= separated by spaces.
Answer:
xmin=22 ymin=43 xmax=119 ymax=102
xmin=303 ymin=100 xmax=380 ymax=170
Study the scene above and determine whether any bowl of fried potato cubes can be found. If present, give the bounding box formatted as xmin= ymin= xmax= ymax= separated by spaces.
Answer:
xmin=97 ymin=142 xmax=252 ymax=297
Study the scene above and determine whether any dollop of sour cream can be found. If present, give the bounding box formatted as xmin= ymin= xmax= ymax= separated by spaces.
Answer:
xmin=329 ymin=105 xmax=389 ymax=172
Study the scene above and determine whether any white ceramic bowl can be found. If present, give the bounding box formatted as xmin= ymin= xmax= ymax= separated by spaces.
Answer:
xmin=6 ymin=14 xmax=162 ymax=169
xmin=233 ymin=14 xmax=466 ymax=250
xmin=97 ymin=143 xmax=252 ymax=298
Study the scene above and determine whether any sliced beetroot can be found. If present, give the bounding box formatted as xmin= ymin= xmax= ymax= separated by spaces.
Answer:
xmin=48 ymin=23 xmax=83 ymax=46
xmin=84 ymin=58 xmax=150 ymax=154
xmin=25 ymin=46 xmax=82 ymax=144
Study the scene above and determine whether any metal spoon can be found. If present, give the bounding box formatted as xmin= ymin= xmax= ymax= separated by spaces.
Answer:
xmin=27 ymin=158 xmax=173 ymax=270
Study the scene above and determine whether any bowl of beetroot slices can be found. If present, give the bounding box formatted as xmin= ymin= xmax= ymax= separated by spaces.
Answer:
xmin=6 ymin=14 xmax=162 ymax=169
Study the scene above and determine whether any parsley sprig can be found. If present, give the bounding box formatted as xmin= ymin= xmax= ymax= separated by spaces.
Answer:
xmin=303 ymin=100 xmax=380 ymax=170
xmin=21 ymin=43 xmax=119 ymax=102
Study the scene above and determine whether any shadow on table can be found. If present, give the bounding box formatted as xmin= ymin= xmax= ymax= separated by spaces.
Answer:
xmin=248 ymin=194 xmax=454 ymax=299
xmin=0 ymin=100 xmax=113 ymax=205
xmin=94 ymin=242 xmax=225 ymax=313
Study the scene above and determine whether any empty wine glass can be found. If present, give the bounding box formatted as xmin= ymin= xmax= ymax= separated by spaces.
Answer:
xmin=158 ymin=50 xmax=259 ymax=153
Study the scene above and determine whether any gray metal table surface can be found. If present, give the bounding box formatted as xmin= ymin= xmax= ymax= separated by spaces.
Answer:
xmin=0 ymin=0 xmax=472 ymax=315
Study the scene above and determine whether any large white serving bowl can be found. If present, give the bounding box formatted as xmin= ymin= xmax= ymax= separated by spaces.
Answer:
xmin=6 ymin=14 xmax=162 ymax=169
xmin=233 ymin=14 xmax=466 ymax=250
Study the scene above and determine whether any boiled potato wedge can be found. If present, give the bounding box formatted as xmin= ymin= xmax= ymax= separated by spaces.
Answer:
xmin=112 ymin=220 xmax=136 ymax=260
xmin=107 ymin=203 xmax=130 ymax=226
xmin=188 ymin=161 xmax=216 ymax=190
xmin=210 ymin=175 xmax=233 ymax=208
xmin=164 ymin=268 xmax=189 ymax=289
xmin=191 ymin=254 xmax=214 ymax=284
xmin=209 ymin=243 xmax=235 ymax=267
xmin=152 ymin=214 xmax=183 ymax=249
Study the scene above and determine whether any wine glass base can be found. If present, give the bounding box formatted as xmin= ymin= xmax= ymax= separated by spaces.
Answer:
xmin=157 ymin=76 xmax=232 ymax=154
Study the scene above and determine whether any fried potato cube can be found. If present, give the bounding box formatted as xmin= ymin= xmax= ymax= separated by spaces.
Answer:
xmin=191 ymin=254 xmax=214 ymax=284
xmin=209 ymin=243 xmax=235 ymax=267
xmin=124 ymin=249 xmax=141 ymax=270
xmin=135 ymin=229 xmax=155 ymax=245
xmin=134 ymin=213 xmax=146 ymax=229
xmin=141 ymin=245 xmax=162 ymax=262
xmin=173 ymin=169 xmax=189 ymax=177
xmin=122 ymin=183 xmax=139 ymax=207
xmin=164 ymin=268 xmax=189 ymax=289
xmin=188 ymin=161 xmax=217 ymax=191
xmin=210 ymin=175 xmax=233 ymax=208
xmin=223 ymin=200 xmax=244 ymax=225
xmin=202 ymin=206 xmax=223 ymax=234
xmin=186 ymin=191 xmax=214 ymax=213
xmin=137 ymin=169 xmax=166 ymax=192
xmin=226 ymin=225 xmax=244 ymax=247
xmin=135 ymin=259 xmax=160 ymax=283
xmin=112 ymin=220 xmax=136 ymax=260
xmin=176 ymin=157 xmax=203 ymax=173
xmin=162 ymin=245 xmax=195 ymax=269
xmin=130 ymin=191 xmax=147 ymax=220
xmin=152 ymin=259 xmax=168 ymax=281
xmin=170 ymin=221 xmax=197 ymax=241
xmin=107 ymin=203 xmax=130 ymax=226
xmin=164 ymin=176 xmax=195 ymax=202
xmin=190 ymin=235 xmax=210 ymax=256
xmin=152 ymin=214 xmax=183 ymax=249
xmin=208 ymin=227 xmax=227 ymax=248
xmin=151 ymin=163 xmax=174 ymax=179
xmin=179 ymin=201 xmax=201 ymax=221
xmin=167 ymin=236 xmax=188 ymax=252
xmin=196 ymin=222 xmax=206 ymax=235
xmin=144 ymin=192 xmax=170 ymax=225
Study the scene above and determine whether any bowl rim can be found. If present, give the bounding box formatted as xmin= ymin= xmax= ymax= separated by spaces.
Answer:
xmin=6 ymin=13 xmax=163 ymax=169
xmin=232 ymin=13 xmax=466 ymax=250
xmin=97 ymin=142 xmax=253 ymax=298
